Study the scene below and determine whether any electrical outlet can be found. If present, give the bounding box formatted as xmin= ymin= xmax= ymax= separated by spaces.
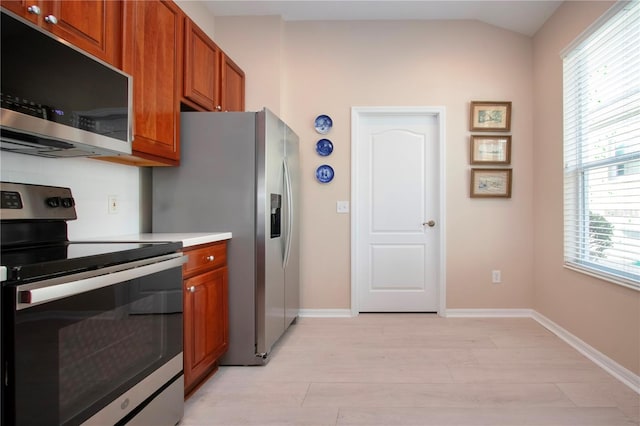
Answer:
xmin=492 ymin=270 xmax=501 ymax=283
xmin=108 ymin=195 xmax=119 ymax=214
xmin=337 ymin=201 xmax=350 ymax=213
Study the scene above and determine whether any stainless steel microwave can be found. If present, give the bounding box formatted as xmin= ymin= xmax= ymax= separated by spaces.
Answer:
xmin=0 ymin=10 xmax=132 ymax=158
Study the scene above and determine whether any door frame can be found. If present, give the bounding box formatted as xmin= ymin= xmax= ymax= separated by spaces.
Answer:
xmin=350 ymin=106 xmax=446 ymax=316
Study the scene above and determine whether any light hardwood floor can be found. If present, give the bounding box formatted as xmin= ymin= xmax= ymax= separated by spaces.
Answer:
xmin=181 ymin=314 xmax=639 ymax=425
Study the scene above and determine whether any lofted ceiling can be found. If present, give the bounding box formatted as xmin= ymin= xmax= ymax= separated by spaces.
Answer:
xmin=202 ymin=1 xmax=563 ymax=37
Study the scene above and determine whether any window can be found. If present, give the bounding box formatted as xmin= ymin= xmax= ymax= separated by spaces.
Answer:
xmin=563 ymin=1 xmax=640 ymax=290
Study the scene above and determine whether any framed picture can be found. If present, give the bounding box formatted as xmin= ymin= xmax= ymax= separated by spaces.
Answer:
xmin=469 ymin=101 xmax=512 ymax=132
xmin=470 ymin=135 xmax=511 ymax=165
xmin=470 ymin=168 xmax=512 ymax=198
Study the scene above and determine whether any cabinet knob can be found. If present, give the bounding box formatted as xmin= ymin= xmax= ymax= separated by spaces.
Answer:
xmin=206 ymin=255 xmax=215 ymax=262
xmin=187 ymin=286 xmax=196 ymax=293
xmin=27 ymin=5 xmax=41 ymax=15
xmin=216 ymin=105 xmax=222 ymax=111
xmin=44 ymin=15 xmax=58 ymax=25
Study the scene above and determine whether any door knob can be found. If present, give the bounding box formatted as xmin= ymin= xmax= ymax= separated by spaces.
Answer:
xmin=423 ymin=220 xmax=436 ymax=227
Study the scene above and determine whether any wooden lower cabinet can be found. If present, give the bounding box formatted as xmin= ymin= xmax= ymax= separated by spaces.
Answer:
xmin=182 ymin=241 xmax=229 ymax=396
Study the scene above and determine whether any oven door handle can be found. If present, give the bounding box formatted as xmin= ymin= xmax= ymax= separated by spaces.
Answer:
xmin=17 ymin=253 xmax=186 ymax=308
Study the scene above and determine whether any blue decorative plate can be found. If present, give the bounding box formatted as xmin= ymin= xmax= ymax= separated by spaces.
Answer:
xmin=314 ymin=114 xmax=333 ymax=134
xmin=316 ymin=139 xmax=334 ymax=156
xmin=315 ymin=164 xmax=334 ymax=183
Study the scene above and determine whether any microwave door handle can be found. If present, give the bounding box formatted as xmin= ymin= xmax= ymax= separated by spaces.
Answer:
xmin=17 ymin=254 xmax=186 ymax=308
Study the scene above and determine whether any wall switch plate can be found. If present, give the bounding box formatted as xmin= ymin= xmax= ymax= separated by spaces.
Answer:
xmin=108 ymin=195 xmax=119 ymax=214
xmin=492 ymin=270 xmax=501 ymax=283
xmin=337 ymin=201 xmax=350 ymax=213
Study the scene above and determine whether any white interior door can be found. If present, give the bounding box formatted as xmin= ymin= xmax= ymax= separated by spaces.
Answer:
xmin=352 ymin=108 xmax=443 ymax=313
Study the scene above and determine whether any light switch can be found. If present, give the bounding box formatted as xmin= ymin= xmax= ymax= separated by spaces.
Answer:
xmin=337 ymin=201 xmax=350 ymax=213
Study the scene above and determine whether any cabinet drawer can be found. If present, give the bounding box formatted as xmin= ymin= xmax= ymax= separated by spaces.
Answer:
xmin=183 ymin=241 xmax=227 ymax=277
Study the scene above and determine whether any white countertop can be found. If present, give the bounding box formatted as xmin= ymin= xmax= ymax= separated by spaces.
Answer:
xmin=78 ymin=232 xmax=232 ymax=248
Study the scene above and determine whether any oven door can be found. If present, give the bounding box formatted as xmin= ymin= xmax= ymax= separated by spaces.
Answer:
xmin=2 ymin=253 xmax=184 ymax=426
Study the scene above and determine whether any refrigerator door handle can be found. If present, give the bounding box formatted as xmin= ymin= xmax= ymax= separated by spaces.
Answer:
xmin=283 ymin=159 xmax=293 ymax=269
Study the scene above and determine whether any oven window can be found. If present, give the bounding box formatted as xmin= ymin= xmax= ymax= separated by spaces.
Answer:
xmin=58 ymin=297 xmax=162 ymax=422
xmin=10 ymin=266 xmax=182 ymax=426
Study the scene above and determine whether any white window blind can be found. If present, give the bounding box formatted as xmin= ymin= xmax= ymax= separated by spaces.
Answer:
xmin=563 ymin=0 xmax=640 ymax=291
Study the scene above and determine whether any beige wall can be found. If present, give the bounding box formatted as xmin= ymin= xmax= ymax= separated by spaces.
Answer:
xmin=207 ymin=1 xmax=640 ymax=376
xmin=215 ymin=17 xmax=535 ymax=310
xmin=214 ymin=16 xmax=285 ymax=116
xmin=532 ymin=1 xmax=640 ymax=375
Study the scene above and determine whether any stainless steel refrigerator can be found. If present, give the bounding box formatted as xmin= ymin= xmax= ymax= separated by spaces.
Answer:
xmin=152 ymin=108 xmax=299 ymax=365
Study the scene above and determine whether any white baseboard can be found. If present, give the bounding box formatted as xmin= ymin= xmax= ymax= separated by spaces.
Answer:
xmin=445 ymin=308 xmax=534 ymax=318
xmin=531 ymin=310 xmax=640 ymax=394
xmin=298 ymin=309 xmax=353 ymax=318
xmin=445 ymin=308 xmax=639 ymax=394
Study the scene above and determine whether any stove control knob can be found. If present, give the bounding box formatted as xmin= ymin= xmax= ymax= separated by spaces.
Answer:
xmin=46 ymin=196 xmax=61 ymax=207
xmin=61 ymin=197 xmax=75 ymax=208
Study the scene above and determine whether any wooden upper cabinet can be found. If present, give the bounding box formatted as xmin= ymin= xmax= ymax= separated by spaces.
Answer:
xmin=119 ymin=0 xmax=183 ymax=166
xmin=222 ymin=54 xmax=245 ymax=112
xmin=3 ymin=0 xmax=245 ymax=166
xmin=1 ymin=1 xmax=41 ymax=23
xmin=44 ymin=1 xmax=122 ymax=67
xmin=182 ymin=17 xmax=245 ymax=112
xmin=1 ymin=0 xmax=122 ymax=67
xmin=183 ymin=18 xmax=220 ymax=111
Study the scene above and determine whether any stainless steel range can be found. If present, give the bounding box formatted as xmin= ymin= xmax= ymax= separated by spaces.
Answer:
xmin=0 ymin=182 xmax=185 ymax=426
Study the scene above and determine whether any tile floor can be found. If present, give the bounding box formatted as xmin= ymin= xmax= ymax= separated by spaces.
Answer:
xmin=181 ymin=314 xmax=639 ymax=425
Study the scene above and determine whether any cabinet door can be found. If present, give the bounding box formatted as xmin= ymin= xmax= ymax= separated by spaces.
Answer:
xmin=1 ymin=1 xmax=42 ymax=23
xmin=43 ymin=0 xmax=122 ymax=67
xmin=2 ymin=1 xmax=122 ymax=67
xmin=183 ymin=18 xmax=220 ymax=111
xmin=222 ymin=54 xmax=245 ymax=112
xmin=122 ymin=0 xmax=182 ymax=166
xmin=183 ymin=266 xmax=228 ymax=393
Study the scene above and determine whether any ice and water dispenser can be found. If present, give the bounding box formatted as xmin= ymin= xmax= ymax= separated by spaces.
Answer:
xmin=270 ymin=193 xmax=281 ymax=238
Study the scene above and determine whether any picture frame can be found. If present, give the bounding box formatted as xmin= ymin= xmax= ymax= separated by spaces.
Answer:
xmin=470 ymin=135 xmax=511 ymax=165
xmin=470 ymin=168 xmax=512 ymax=198
xmin=469 ymin=101 xmax=512 ymax=132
